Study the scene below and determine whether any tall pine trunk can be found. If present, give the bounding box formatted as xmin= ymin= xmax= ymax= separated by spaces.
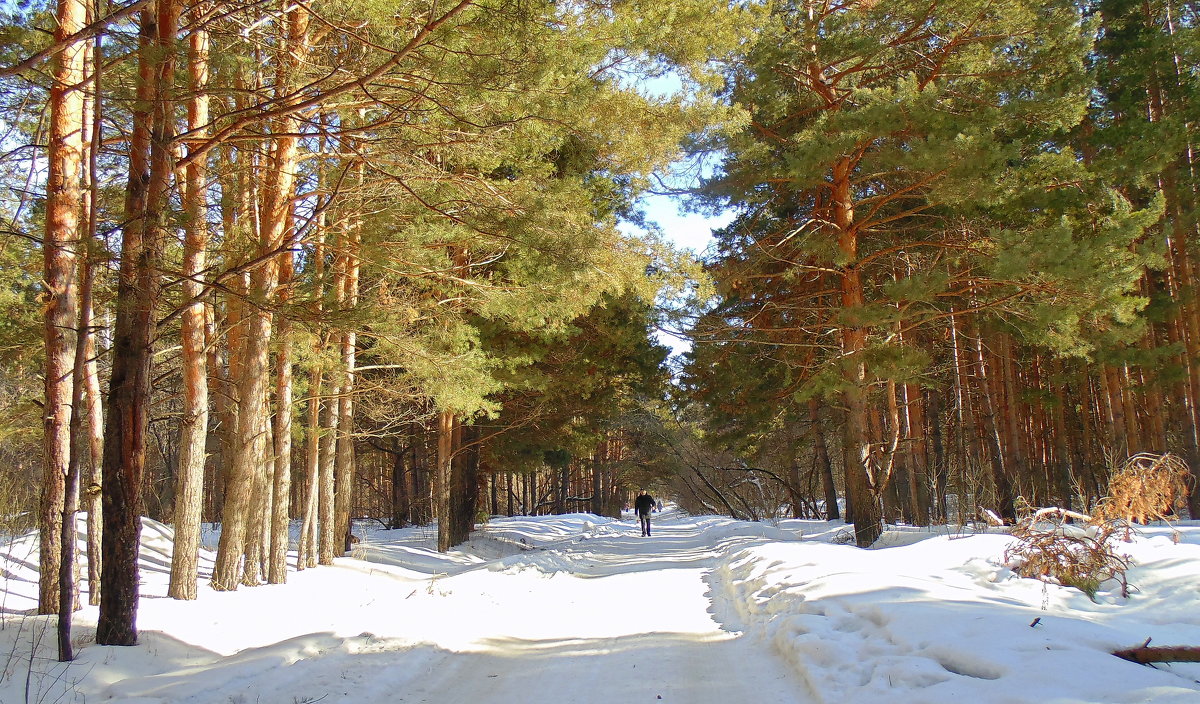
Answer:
xmin=269 ymin=3 xmax=310 ymax=581
xmin=213 ymin=3 xmax=308 ymax=588
xmin=42 ymin=0 xmax=88 ymax=618
xmin=832 ymin=156 xmax=881 ymax=547
xmin=81 ymin=16 xmax=104 ymax=609
xmin=298 ymin=166 xmax=329 ymax=569
xmin=169 ymin=2 xmax=211 ymax=601
xmin=807 ymin=400 xmax=839 ymax=521
xmin=973 ymin=329 xmax=1016 ymax=522
xmin=270 ymin=264 xmax=294 ymax=583
xmin=333 ymin=156 xmax=361 ymax=554
xmin=98 ymin=1 xmax=176 ymax=645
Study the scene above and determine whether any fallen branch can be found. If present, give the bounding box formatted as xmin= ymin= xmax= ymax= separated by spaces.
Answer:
xmin=980 ymin=508 xmax=1005 ymax=526
xmin=1113 ymin=643 xmax=1200 ymax=664
xmin=1031 ymin=507 xmax=1093 ymax=523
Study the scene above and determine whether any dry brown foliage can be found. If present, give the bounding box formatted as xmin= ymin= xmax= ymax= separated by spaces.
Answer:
xmin=1095 ymin=453 xmax=1192 ymax=525
xmin=1004 ymin=507 xmax=1131 ymax=601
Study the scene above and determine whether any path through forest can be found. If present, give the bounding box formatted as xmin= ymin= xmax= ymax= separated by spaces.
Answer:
xmin=373 ymin=512 xmax=809 ymax=704
xmin=2 ymin=510 xmax=813 ymax=704
xmin=5 ymin=509 xmax=1200 ymax=703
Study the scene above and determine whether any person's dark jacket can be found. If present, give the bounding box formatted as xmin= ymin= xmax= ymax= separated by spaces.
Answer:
xmin=634 ymin=494 xmax=656 ymax=516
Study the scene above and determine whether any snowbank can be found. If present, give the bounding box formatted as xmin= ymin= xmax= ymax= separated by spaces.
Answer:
xmin=710 ymin=523 xmax=1200 ymax=704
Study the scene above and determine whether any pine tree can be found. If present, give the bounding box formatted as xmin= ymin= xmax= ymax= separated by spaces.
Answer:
xmin=98 ymin=0 xmax=179 ymax=646
xmin=692 ymin=0 xmax=1157 ymax=544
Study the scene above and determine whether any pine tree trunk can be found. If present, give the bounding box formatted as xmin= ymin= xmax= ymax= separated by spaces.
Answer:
xmin=317 ymin=385 xmax=338 ymax=564
xmin=270 ymin=3 xmax=307 ymax=579
xmin=83 ymin=294 xmax=103 ymax=607
xmin=950 ymin=309 xmax=981 ymax=523
xmin=391 ymin=439 xmax=409 ymax=528
xmin=42 ymin=0 xmax=88 ymax=618
xmin=1119 ymin=366 xmax=1141 ymax=456
xmin=1138 ymin=300 xmax=1168 ymax=451
xmin=831 ymin=155 xmax=881 ymax=547
xmin=1101 ymin=364 xmax=1129 ymax=461
xmin=169 ymin=4 xmax=210 ymax=601
xmin=411 ymin=436 xmax=430 ymax=525
xmin=506 ymin=470 xmax=514 ymax=517
xmin=212 ymin=1 xmax=309 ymax=589
xmin=974 ymin=330 xmax=1016 ymax=522
xmin=591 ymin=440 xmax=603 ymax=515
xmin=333 ymin=153 xmax=362 ymax=554
xmin=1049 ymin=359 xmax=1075 ymax=510
xmin=926 ymin=387 xmax=948 ymax=521
xmin=1078 ymin=366 xmax=1103 ymax=507
xmin=80 ymin=11 xmax=104 ymax=609
xmin=905 ymin=382 xmax=931 ymax=525
xmin=435 ymin=411 xmax=455 ymax=552
xmin=269 ymin=313 xmax=293 ymax=583
xmin=555 ymin=459 xmax=568 ymax=515
xmin=61 ymin=173 xmax=94 ymax=659
xmin=874 ymin=400 xmax=902 ymax=525
xmin=98 ymin=0 xmax=176 ymax=645
xmin=213 ymin=299 xmax=272 ymax=590
xmin=240 ymin=412 xmax=271 ymax=587
xmin=997 ymin=334 xmax=1029 ymax=505
xmin=488 ymin=467 xmax=498 ymax=517
xmin=298 ymin=169 xmax=328 ymax=569
xmin=805 ymin=400 xmax=839 ymax=521
xmin=211 ymin=148 xmax=249 ymax=526
xmin=335 ymin=383 xmax=355 ymax=553
xmin=298 ymin=369 xmax=322 ymax=570
xmin=448 ymin=423 xmax=479 ymax=545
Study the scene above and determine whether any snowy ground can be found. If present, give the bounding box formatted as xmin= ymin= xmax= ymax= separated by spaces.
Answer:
xmin=1 ymin=509 xmax=1199 ymax=704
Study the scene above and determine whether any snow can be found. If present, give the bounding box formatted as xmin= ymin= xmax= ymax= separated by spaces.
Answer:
xmin=2 ymin=509 xmax=1199 ymax=703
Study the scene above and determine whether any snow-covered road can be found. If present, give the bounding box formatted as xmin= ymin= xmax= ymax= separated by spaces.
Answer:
xmin=3 ymin=509 xmax=1200 ymax=704
xmin=395 ymin=567 xmax=803 ymax=704
xmin=349 ymin=511 xmax=809 ymax=703
xmin=2 ymin=510 xmax=813 ymax=704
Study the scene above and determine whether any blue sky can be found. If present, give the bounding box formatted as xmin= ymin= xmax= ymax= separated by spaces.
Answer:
xmin=620 ymin=192 xmax=732 ymax=358
xmin=637 ymin=192 xmax=731 ymax=256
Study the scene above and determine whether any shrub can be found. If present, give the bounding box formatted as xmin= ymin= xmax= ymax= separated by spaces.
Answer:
xmin=1095 ymin=453 xmax=1191 ymax=524
xmin=1004 ymin=507 xmax=1131 ymax=601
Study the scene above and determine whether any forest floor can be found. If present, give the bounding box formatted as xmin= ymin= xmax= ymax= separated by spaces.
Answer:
xmin=2 ymin=508 xmax=1200 ymax=703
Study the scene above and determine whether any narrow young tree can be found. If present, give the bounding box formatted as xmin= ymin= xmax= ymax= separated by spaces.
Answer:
xmin=81 ymin=12 xmax=105 ymax=609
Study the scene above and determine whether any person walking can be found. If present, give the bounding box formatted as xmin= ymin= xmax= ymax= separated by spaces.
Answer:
xmin=634 ymin=490 xmax=657 ymax=537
